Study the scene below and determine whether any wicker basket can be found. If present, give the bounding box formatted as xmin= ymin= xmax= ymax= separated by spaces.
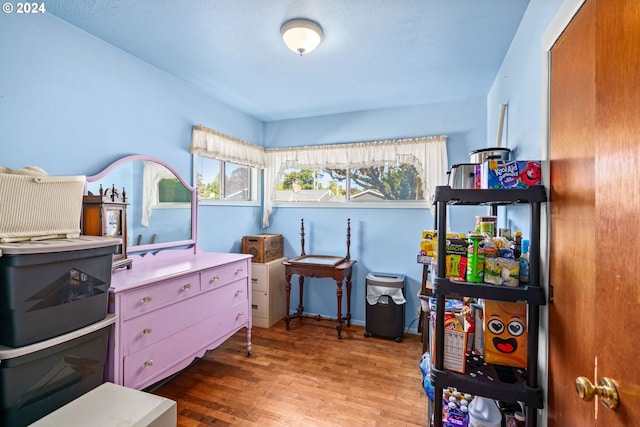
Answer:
xmin=0 ymin=173 xmax=86 ymax=242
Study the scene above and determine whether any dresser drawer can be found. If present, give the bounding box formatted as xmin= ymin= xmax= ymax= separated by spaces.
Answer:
xmin=119 ymin=273 xmax=200 ymax=320
xmin=200 ymin=259 xmax=248 ymax=291
xmin=123 ymin=297 xmax=250 ymax=389
xmin=123 ymin=279 xmax=248 ymax=354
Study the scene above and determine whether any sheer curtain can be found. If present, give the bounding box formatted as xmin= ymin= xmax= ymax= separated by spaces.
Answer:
xmin=189 ymin=125 xmax=448 ymax=228
xmin=141 ymin=161 xmax=176 ymax=226
xmin=190 ymin=125 xmax=266 ymax=168
xmin=263 ymin=136 xmax=448 ymax=227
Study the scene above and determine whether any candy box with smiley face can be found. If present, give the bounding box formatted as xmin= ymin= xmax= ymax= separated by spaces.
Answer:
xmin=483 ymin=300 xmax=527 ymax=368
xmin=481 ymin=160 xmax=542 ymax=189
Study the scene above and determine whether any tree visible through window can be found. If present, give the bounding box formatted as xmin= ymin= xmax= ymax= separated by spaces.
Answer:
xmin=275 ymin=163 xmax=422 ymax=202
xmin=195 ymin=157 xmax=251 ymax=201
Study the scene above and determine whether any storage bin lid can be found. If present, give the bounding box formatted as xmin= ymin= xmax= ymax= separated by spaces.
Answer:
xmin=366 ymin=272 xmax=405 ymax=282
xmin=0 ymin=236 xmax=121 ymax=256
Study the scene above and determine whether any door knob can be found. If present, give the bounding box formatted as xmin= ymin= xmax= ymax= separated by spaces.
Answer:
xmin=575 ymin=376 xmax=619 ymax=409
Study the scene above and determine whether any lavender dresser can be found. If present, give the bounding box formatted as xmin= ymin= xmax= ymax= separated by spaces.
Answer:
xmin=85 ymin=155 xmax=252 ymax=390
xmin=105 ymin=248 xmax=252 ymax=389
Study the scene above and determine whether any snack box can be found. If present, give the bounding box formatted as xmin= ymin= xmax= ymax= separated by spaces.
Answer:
xmin=483 ymin=301 xmax=527 ymax=368
xmin=481 ymin=160 xmax=542 ymax=189
xmin=445 ymin=238 xmax=468 ymax=281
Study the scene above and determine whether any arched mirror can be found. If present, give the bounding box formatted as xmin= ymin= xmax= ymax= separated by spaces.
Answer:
xmin=86 ymin=155 xmax=197 ymax=254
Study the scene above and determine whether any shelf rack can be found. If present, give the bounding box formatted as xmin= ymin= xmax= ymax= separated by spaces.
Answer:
xmin=431 ymin=185 xmax=547 ymax=427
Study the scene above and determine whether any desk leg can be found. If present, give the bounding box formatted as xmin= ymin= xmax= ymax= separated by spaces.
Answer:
xmin=335 ymin=278 xmax=343 ymax=339
xmin=297 ymin=275 xmax=304 ymax=316
xmin=284 ymin=273 xmax=292 ymax=330
xmin=345 ymin=271 xmax=352 ymax=327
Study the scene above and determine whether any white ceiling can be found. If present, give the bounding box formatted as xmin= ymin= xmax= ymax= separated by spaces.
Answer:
xmin=45 ymin=0 xmax=530 ymax=122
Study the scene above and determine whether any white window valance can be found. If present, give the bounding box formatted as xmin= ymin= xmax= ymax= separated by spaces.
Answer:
xmin=189 ymin=125 xmax=448 ymax=228
xmin=190 ymin=124 xmax=266 ymax=168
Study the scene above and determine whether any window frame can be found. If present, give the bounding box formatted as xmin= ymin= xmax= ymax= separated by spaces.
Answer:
xmin=273 ymin=166 xmax=430 ymax=209
xmin=192 ymin=154 xmax=261 ymax=207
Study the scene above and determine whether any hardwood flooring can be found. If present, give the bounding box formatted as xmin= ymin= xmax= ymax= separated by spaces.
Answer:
xmin=150 ymin=320 xmax=428 ymax=426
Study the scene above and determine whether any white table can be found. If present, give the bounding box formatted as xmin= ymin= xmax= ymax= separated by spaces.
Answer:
xmin=29 ymin=382 xmax=176 ymax=427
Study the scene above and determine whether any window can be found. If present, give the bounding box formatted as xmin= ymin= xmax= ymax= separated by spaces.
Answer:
xmin=194 ymin=156 xmax=258 ymax=204
xmin=190 ymin=124 xmax=447 ymax=226
xmin=190 ymin=125 xmax=264 ymax=206
xmin=275 ymin=164 xmax=423 ymax=203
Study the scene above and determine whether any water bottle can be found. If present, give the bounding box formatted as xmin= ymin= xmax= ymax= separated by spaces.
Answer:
xmin=518 ymin=240 xmax=530 ymax=285
xmin=468 ymin=396 xmax=501 ymax=427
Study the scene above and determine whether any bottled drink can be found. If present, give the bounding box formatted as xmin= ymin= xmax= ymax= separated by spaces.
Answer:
xmin=518 ymin=240 xmax=530 ymax=285
xmin=511 ymin=231 xmax=522 ymax=259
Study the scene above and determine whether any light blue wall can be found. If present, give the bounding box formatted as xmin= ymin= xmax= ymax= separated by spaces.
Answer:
xmin=0 ymin=12 xmax=263 ymax=252
xmin=263 ymin=100 xmax=488 ymax=331
xmin=486 ymin=0 xmax=564 ymax=235
xmin=1 ymin=3 xmax=564 ymax=335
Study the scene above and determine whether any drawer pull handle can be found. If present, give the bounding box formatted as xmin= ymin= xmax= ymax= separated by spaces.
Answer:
xmin=142 ymin=328 xmax=152 ymax=335
xmin=236 ymin=289 xmax=244 ymax=295
xmin=210 ymin=275 xmax=220 ymax=283
xmin=182 ymin=283 xmax=191 ymax=290
xmin=141 ymin=296 xmax=152 ymax=304
xmin=236 ymin=268 xmax=244 ymax=273
xmin=144 ymin=360 xmax=154 ymax=368
xmin=237 ymin=312 xmax=244 ymax=317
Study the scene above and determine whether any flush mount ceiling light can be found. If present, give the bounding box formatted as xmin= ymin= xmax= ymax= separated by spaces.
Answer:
xmin=280 ymin=18 xmax=324 ymax=56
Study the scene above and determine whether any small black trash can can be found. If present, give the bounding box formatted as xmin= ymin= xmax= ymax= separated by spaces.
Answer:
xmin=364 ymin=272 xmax=406 ymax=342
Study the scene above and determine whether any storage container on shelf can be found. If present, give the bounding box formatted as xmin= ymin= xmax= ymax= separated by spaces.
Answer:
xmin=0 ymin=236 xmax=120 ymax=347
xmin=0 ymin=314 xmax=115 ymax=426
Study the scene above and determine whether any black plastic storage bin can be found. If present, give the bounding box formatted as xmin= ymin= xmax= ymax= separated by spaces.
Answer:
xmin=0 ymin=314 xmax=115 ymax=426
xmin=0 ymin=236 xmax=119 ymax=347
xmin=364 ymin=272 xmax=406 ymax=342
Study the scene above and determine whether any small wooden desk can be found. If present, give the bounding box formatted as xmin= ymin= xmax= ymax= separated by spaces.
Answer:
xmin=283 ymin=256 xmax=356 ymax=339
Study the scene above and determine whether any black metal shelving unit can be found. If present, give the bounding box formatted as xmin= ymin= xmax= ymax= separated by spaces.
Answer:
xmin=431 ymin=185 xmax=547 ymax=427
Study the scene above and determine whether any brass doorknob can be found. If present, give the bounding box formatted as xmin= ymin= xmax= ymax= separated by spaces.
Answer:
xmin=575 ymin=376 xmax=619 ymax=409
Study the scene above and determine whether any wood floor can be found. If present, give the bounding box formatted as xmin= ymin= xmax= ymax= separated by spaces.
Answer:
xmin=149 ymin=320 xmax=428 ymax=426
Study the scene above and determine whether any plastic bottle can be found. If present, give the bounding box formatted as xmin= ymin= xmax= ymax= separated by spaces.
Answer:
xmin=506 ymin=411 xmax=526 ymax=427
xmin=511 ymin=231 xmax=522 ymax=259
xmin=518 ymin=240 xmax=530 ymax=285
xmin=468 ymin=396 xmax=501 ymax=427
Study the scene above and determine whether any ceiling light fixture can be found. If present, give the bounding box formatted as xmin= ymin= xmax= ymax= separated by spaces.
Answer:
xmin=280 ymin=18 xmax=324 ymax=56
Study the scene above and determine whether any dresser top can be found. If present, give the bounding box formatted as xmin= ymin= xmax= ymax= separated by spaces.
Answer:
xmin=110 ymin=249 xmax=251 ymax=292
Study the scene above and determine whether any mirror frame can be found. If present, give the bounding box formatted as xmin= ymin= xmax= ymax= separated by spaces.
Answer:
xmin=86 ymin=154 xmax=198 ymax=254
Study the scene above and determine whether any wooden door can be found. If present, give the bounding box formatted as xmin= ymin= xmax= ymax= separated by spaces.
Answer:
xmin=548 ymin=0 xmax=640 ymax=425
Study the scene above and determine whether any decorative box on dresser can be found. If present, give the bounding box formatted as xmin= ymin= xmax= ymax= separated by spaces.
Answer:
xmin=251 ymin=257 xmax=287 ymax=328
xmin=106 ymin=249 xmax=252 ymax=389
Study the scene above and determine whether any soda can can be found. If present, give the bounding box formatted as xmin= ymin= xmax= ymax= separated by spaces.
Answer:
xmin=466 ymin=233 xmax=485 ymax=283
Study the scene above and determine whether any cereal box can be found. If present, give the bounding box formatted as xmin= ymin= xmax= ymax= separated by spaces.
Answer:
xmin=481 ymin=160 xmax=542 ymax=189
